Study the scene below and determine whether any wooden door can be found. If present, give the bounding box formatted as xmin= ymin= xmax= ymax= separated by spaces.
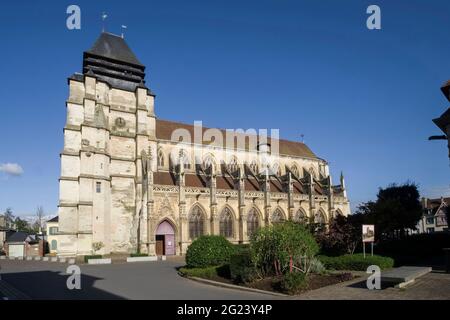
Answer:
xmin=155 ymin=235 xmax=164 ymax=256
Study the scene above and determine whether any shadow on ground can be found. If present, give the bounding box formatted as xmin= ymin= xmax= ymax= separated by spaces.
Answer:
xmin=2 ymin=270 xmax=125 ymax=300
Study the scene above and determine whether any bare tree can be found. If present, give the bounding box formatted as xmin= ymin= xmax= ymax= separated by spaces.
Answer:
xmin=3 ymin=208 xmax=15 ymax=228
xmin=35 ymin=206 xmax=44 ymax=234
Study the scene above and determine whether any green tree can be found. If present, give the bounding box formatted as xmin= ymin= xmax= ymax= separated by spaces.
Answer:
xmin=14 ymin=217 xmax=32 ymax=232
xmin=353 ymin=183 xmax=422 ymax=240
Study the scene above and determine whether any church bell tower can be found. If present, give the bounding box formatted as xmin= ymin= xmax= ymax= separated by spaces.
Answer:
xmin=57 ymin=32 xmax=156 ymax=256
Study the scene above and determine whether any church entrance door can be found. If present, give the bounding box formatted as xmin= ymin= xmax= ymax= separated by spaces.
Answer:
xmin=155 ymin=220 xmax=176 ymax=256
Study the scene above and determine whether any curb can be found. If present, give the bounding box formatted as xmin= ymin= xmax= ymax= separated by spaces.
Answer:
xmin=88 ymin=258 xmax=112 ymax=265
xmin=126 ymin=256 xmax=158 ymax=263
xmin=1 ymin=256 xmax=75 ymax=264
xmin=187 ymin=276 xmax=288 ymax=298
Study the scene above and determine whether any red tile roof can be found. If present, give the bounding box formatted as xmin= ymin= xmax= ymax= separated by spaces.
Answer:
xmin=155 ymin=119 xmax=317 ymax=159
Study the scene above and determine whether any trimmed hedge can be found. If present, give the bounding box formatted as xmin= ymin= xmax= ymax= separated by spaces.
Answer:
xmin=229 ymin=249 xmax=256 ymax=283
xmin=130 ymin=253 xmax=148 ymax=257
xmin=84 ymin=255 xmax=102 ymax=263
xmin=318 ymin=254 xmax=394 ymax=271
xmin=186 ymin=235 xmax=235 ymax=268
xmin=179 ymin=265 xmax=230 ymax=279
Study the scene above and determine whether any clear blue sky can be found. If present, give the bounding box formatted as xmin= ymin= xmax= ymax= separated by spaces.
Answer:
xmin=0 ymin=0 xmax=449 ymax=217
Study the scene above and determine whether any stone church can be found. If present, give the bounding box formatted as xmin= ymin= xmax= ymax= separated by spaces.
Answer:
xmin=57 ymin=32 xmax=350 ymax=257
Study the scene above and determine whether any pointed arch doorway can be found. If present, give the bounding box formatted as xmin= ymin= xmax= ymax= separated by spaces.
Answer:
xmin=155 ymin=220 xmax=176 ymax=256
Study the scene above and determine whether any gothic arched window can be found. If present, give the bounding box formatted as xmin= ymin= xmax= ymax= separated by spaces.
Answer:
xmin=249 ymin=160 xmax=258 ymax=174
xmin=227 ymin=156 xmax=239 ymax=174
xmin=294 ymin=209 xmax=307 ymax=224
xmin=272 ymin=208 xmax=285 ymax=224
xmin=189 ymin=205 xmax=205 ymax=239
xmin=220 ymin=207 xmax=234 ymax=238
xmin=180 ymin=149 xmax=191 ymax=170
xmin=271 ymin=163 xmax=281 ymax=177
xmin=203 ymin=154 xmax=216 ymax=172
xmin=291 ymin=165 xmax=300 ymax=178
xmin=314 ymin=210 xmax=326 ymax=225
xmin=247 ymin=208 xmax=260 ymax=237
xmin=157 ymin=149 xmax=165 ymax=167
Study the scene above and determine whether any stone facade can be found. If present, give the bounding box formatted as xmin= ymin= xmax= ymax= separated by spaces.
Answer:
xmin=57 ymin=32 xmax=350 ymax=257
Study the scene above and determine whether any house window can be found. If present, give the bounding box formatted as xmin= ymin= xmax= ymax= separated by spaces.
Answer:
xmin=427 ymin=228 xmax=435 ymax=234
xmin=189 ymin=205 xmax=205 ymax=239
xmin=49 ymin=227 xmax=58 ymax=235
xmin=220 ymin=207 xmax=234 ymax=238
xmin=51 ymin=240 xmax=57 ymax=251
xmin=426 ymin=217 xmax=434 ymax=225
xmin=96 ymin=182 xmax=101 ymax=193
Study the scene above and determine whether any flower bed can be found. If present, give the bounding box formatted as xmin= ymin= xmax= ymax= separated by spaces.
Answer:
xmin=179 ymin=265 xmax=354 ymax=295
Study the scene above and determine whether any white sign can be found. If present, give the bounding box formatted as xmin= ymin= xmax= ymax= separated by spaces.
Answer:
xmin=362 ymin=225 xmax=375 ymax=243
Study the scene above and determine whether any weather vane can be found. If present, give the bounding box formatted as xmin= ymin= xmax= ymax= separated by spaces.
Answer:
xmin=102 ymin=12 xmax=108 ymax=32
xmin=121 ymin=25 xmax=127 ymax=38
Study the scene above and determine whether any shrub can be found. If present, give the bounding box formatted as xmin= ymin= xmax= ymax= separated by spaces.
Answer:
xmin=308 ymin=257 xmax=326 ymax=274
xmin=251 ymin=222 xmax=319 ymax=277
xmin=229 ymin=249 xmax=256 ymax=283
xmin=179 ymin=265 xmax=230 ymax=279
xmin=315 ymin=215 xmax=360 ymax=256
xmin=84 ymin=255 xmax=102 ymax=263
xmin=92 ymin=242 xmax=104 ymax=254
xmin=280 ymin=272 xmax=308 ymax=294
xmin=186 ymin=235 xmax=235 ymax=268
xmin=318 ymin=254 xmax=394 ymax=271
xmin=130 ymin=253 xmax=148 ymax=257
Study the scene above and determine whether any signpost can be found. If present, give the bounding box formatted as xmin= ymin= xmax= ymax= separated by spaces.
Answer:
xmin=362 ymin=225 xmax=375 ymax=258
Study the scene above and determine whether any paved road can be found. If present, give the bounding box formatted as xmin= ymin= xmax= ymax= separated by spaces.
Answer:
xmin=0 ymin=259 xmax=274 ymax=300
xmin=1 ymin=259 xmax=449 ymax=300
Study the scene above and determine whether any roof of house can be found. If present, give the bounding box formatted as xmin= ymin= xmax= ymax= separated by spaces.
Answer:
xmin=424 ymin=197 xmax=450 ymax=215
xmin=47 ymin=216 xmax=59 ymax=223
xmin=6 ymin=231 xmax=31 ymax=243
xmin=86 ymin=32 xmax=143 ymax=67
xmin=155 ymin=119 xmax=318 ymax=159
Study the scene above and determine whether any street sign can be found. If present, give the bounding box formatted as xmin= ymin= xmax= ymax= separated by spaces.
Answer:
xmin=362 ymin=225 xmax=375 ymax=243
